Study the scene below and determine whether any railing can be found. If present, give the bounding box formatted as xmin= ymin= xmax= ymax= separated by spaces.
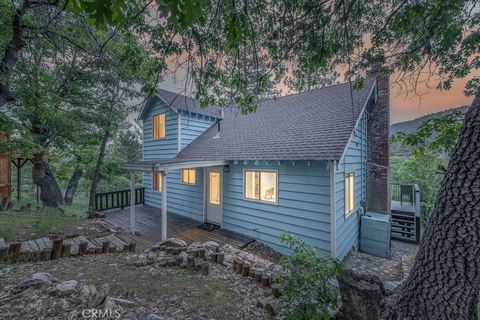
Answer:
xmin=95 ymin=187 xmax=145 ymax=212
xmin=390 ymin=183 xmax=421 ymax=244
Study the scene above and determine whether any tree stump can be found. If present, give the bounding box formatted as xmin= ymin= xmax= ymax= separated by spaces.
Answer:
xmin=187 ymin=255 xmax=195 ymax=268
xmin=40 ymin=248 xmax=51 ymax=261
xmin=128 ymin=242 xmax=136 ymax=252
xmin=0 ymin=246 xmax=8 ymax=262
xmin=201 ymin=263 xmax=209 ymax=275
xmin=198 ymin=248 xmax=205 ymax=258
xmin=265 ymin=298 xmax=278 ymax=316
xmin=242 ymin=263 xmax=251 ymax=277
xmin=261 ymin=273 xmax=271 ymax=287
xmin=271 ymin=284 xmax=281 ymax=298
xmin=8 ymin=242 xmax=21 ymax=264
xmin=78 ymin=241 xmax=88 ymax=255
xmin=254 ymin=270 xmax=263 ymax=283
xmin=236 ymin=261 xmax=243 ymax=274
xmin=102 ymin=241 xmax=110 ymax=254
xmin=50 ymin=238 xmax=63 ymax=260
xmin=210 ymin=253 xmax=217 ymax=262
xmin=216 ymin=251 xmax=224 ymax=264
xmin=61 ymin=243 xmax=71 ymax=258
xmin=336 ymin=269 xmax=386 ymax=320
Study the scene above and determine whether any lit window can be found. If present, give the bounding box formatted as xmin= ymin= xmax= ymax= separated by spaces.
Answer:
xmin=152 ymin=172 xmax=162 ymax=192
xmin=152 ymin=113 xmax=165 ymax=139
xmin=209 ymin=172 xmax=220 ymax=205
xmin=345 ymin=172 xmax=355 ymax=214
xmin=182 ymin=169 xmax=196 ymax=185
xmin=244 ymin=170 xmax=277 ymax=204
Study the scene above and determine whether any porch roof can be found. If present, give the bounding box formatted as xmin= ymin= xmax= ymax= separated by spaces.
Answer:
xmin=124 ymin=159 xmax=228 ymax=172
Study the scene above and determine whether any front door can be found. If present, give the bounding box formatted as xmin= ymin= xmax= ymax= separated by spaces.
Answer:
xmin=205 ymin=167 xmax=223 ymax=225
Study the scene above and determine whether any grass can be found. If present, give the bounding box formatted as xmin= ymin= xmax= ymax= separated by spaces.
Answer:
xmin=0 ymin=200 xmax=88 ymax=242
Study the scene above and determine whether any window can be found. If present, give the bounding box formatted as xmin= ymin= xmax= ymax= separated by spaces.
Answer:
xmin=152 ymin=172 xmax=162 ymax=192
xmin=345 ymin=172 xmax=355 ymax=214
xmin=152 ymin=113 xmax=165 ymax=139
xmin=182 ymin=169 xmax=196 ymax=185
xmin=209 ymin=172 xmax=221 ymax=205
xmin=244 ymin=170 xmax=277 ymax=204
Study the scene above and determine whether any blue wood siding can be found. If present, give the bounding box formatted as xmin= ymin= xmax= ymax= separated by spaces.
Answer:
xmin=180 ymin=111 xmax=217 ymax=150
xmin=334 ymin=111 xmax=367 ymax=259
xmin=222 ymin=161 xmax=331 ymax=255
xmin=144 ymin=169 xmax=204 ymax=222
xmin=143 ymin=98 xmax=179 ymax=160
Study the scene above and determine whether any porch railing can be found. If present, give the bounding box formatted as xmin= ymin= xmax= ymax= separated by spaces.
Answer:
xmin=95 ymin=187 xmax=145 ymax=212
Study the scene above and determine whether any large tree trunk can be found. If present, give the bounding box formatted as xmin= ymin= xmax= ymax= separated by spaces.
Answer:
xmin=31 ymin=154 xmax=64 ymax=208
xmin=338 ymin=92 xmax=480 ymax=320
xmin=0 ymin=6 xmax=26 ymax=106
xmin=64 ymin=166 xmax=82 ymax=205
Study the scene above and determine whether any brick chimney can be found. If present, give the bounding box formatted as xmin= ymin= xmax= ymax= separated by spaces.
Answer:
xmin=366 ymin=65 xmax=391 ymax=213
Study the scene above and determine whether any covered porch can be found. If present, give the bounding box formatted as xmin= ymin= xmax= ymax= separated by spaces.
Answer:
xmin=105 ymin=204 xmax=253 ymax=249
xmin=123 ymin=159 xmax=233 ymax=244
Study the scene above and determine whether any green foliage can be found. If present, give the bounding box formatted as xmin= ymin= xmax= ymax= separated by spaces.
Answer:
xmin=277 ymin=233 xmax=342 ymax=320
xmin=391 ymin=153 xmax=444 ymax=226
xmin=391 ymin=111 xmax=465 ymax=157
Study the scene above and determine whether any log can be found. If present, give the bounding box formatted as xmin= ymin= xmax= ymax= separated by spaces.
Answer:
xmin=102 ymin=241 xmax=110 ymax=254
xmin=151 ymin=245 xmax=161 ymax=252
xmin=158 ymin=260 xmax=168 ymax=267
xmin=158 ymin=245 xmax=166 ymax=251
xmin=60 ymin=243 xmax=71 ymax=257
xmin=78 ymin=241 xmax=88 ymax=255
xmin=271 ymin=283 xmax=281 ymax=298
xmin=242 ymin=263 xmax=251 ymax=277
xmin=216 ymin=251 xmax=224 ymax=264
xmin=167 ymin=258 xmax=177 ymax=267
xmin=128 ymin=242 xmax=136 ymax=252
xmin=261 ymin=273 xmax=271 ymax=287
xmin=172 ymin=247 xmax=180 ymax=255
xmin=166 ymin=247 xmax=173 ymax=254
xmin=50 ymin=238 xmax=63 ymax=260
xmin=8 ymin=242 xmax=21 ymax=264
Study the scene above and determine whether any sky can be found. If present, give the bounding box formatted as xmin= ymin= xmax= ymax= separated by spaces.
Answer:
xmin=157 ymin=68 xmax=477 ymax=125
xmin=390 ymin=76 xmax=475 ymax=123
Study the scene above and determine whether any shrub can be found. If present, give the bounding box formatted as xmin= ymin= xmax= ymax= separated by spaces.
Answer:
xmin=277 ymin=233 xmax=342 ymax=320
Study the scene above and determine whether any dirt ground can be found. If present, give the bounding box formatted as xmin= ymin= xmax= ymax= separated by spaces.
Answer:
xmin=0 ymin=252 xmax=272 ymax=320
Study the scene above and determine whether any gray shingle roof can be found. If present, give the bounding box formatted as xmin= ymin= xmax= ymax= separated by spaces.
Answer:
xmin=156 ymin=89 xmax=223 ymax=118
xmin=169 ymin=79 xmax=376 ymax=161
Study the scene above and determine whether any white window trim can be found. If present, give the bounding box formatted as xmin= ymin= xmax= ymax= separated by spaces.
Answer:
xmin=243 ymin=169 xmax=279 ymax=206
xmin=181 ymin=168 xmax=196 ymax=185
xmin=345 ymin=171 xmax=355 ymax=217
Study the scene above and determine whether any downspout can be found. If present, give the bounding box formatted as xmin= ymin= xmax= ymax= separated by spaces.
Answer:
xmin=330 ymin=160 xmax=337 ymax=258
xmin=177 ymin=112 xmax=181 ymax=153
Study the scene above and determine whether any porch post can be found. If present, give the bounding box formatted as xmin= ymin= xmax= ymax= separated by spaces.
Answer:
xmin=161 ymin=170 xmax=167 ymax=241
xmin=130 ymin=171 xmax=136 ymax=234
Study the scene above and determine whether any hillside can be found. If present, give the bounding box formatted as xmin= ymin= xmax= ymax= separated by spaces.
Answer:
xmin=390 ymin=106 xmax=468 ymax=136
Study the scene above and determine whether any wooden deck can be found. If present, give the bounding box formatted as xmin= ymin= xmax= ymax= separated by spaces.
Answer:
xmin=104 ymin=205 xmax=254 ymax=249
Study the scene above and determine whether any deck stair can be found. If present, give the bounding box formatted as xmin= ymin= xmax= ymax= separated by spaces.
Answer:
xmin=390 ymin=183 xmax=421 ymax=244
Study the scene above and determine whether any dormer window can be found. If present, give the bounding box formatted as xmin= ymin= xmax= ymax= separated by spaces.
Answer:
xmin=152 ymin=113 xmax=165 ymax=139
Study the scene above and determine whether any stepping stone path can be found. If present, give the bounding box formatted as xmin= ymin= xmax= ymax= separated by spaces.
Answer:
xmin=0 ymin=233 xmax=136 ymax=265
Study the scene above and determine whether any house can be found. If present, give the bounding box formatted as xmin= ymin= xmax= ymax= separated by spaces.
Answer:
xmin=125 ymin=70 xmax=391 ymax=259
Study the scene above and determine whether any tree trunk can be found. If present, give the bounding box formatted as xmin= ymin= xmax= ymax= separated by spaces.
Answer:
xmin=0 ymin=6 xmax=26 ymax=107
xmin=337 ymin=93 xmax=480 ymax=320
xmin=88 ymin=127 xmax=110 ymax=211
xmin=64 ymin=166 xmax=82 ymax=205
xmin=31 ymin=154 xmax=64 ymax=208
